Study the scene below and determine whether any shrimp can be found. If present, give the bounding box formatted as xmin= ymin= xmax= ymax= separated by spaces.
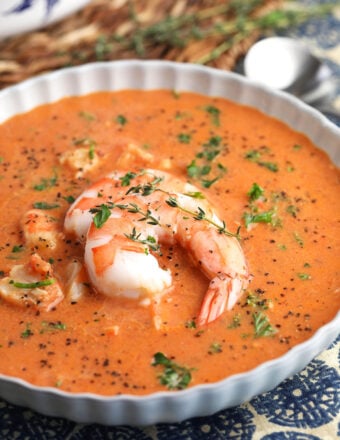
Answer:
xmin=64 ymin=169 xmax=250 ymax=326
xmin=64 ymin=175 xmax=127 ymax=240
xmin=21 ymin=209 xmax=63 ymax=250
xmin=85 ymin=214 xmax=172 ymax=302
xmin=0 ymin=253 xmax=64 ymax=311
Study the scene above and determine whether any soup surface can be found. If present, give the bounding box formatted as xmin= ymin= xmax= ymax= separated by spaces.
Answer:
xmin=0 ymin=90 xmax=339 ymax=395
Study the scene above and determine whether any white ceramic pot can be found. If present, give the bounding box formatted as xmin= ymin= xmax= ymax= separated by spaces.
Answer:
xmin=0 ymin=0 xmax=91 ymax=40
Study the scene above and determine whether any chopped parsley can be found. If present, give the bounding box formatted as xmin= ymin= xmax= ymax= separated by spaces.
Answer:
xmin=203 ymin=105 xmax=221 ymax=126
xmin=152 ymin=352 xmax=192 ymax=390
xmin=177 ymin=133 xmax=191 ymax=144
xmin=247 ymin=183 xmax=264 ymax=202
xmin=33 ymin=202 xmax=60 ymax=210
xmin=243 ymin=210 xmax=276 ymax=228
xmin=244 ymin=148 xmax=278 ymax=172
xmin=33 ymin=171 xmax=58 ymax=191
xmin=252 ymin=312 xmax=277 ymax=338
xmin=116 ymin=114 xmax=128 ymax=126
xmin=243 ymin=183 xmax=280 ymax=229
xmin=21 ymin=323 xmax=33 ymax=339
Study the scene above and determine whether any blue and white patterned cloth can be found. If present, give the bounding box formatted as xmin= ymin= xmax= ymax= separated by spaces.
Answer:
xmin=0 ymin=0 xmax=339 ymax=438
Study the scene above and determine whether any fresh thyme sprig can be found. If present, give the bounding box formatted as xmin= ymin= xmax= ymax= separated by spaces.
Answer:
xmin=166 ymin=196 xmax=240 ymax=239
xmin=124 ymin=227 xmax=160 ymax=253
xmin=126 ymin=176 xmax=164 ymax=196
xmin=126 ymin=203 xmax=160 ymax=226
xmin=91 ymin=1 xmax=335 ymax=66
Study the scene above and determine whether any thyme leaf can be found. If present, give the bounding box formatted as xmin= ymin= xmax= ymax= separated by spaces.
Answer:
xmin=166 ymin=196 xmax=240 ymax=239
xmin=124 ymin=227 xmax=160 ymax=252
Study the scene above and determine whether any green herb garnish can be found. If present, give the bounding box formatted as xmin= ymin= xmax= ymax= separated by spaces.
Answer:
xmin=185 ymin=320 xmax=197 ymax=329
xmin=124 ymin=227 xmax=160 ymax=253
xmin=203 ymin=105 xmax=221 ymax=126
xmin=177 ymin=133 xmax=191 ymax=144
xmin=40 ymin=321 xmax=67 ymax=333
xmin=208 ymin=342 xmax=222 ymax=354
xmin=33 ymin=171 xmax=58 ymax=191
xmin=253 ymin=312 xmax=276 ymax=338
xmin=116 ymin=114 xmax=128 ymax=126
xmin=10 ymin=278 xmax=56 ymax=289
xmin=126 ymin=175 xmax=164 ymax=196
xmin=247 ymin=183 xmax=264 ymax=201
xmin=120 ymin=171 xmax=137 ymax=187
xmin=294 ymin=232 xmax=304 ymax=248
xmin=12 ymin=245 xmax=24 ymax=253
xmin=166 ymin=196 xmax=240 ymax=239
xmin=21 ymin=323 xmax=33 ymax=339
xmin=187 ymin=135 xmax=227 ymax=188
xmin=33 ymin=202 xmax=60 ymax=210
xmin=286 ymin=205 xmax=299 ymax=217
xmin=244 ymin=149 xmax=278 ymax=172
xmin=228 ymin=313 xmax=241 ymax=329
xmin=152 ymin=352 xmax=192 ymax=390
xmin=243 ymin=210 xmax=275 ymax=228
xmin=63 ymin=195 xmax=76 ymax=204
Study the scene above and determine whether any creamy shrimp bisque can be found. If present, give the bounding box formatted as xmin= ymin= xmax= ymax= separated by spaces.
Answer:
xmin=0 ymin=90 xmax=339 ymax=395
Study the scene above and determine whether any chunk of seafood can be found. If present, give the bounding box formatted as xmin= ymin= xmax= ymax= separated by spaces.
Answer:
xmin=21 ymin=209 xmax=62 ymax=250
xmin=65 ymin=259 xmax=89 ymax=303
xmin=0 ymin=254 xmax=64 ymax=311
xmin=59 ymin=146 xmax=99 ymax=178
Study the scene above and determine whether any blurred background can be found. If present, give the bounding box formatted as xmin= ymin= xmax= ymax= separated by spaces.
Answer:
xmin=0 ymin=0 xmax=338 ymax=96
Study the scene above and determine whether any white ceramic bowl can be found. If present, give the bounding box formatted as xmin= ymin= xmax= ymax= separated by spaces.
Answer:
xmin=0 ymin=0 xmax=91 ymax=40
xmin=0 ymin=61 xmax=339 ymax=425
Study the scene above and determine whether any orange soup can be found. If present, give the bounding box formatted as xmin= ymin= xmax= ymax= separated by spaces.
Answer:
xmin=0 ymin=90 xmax=339 ymax=395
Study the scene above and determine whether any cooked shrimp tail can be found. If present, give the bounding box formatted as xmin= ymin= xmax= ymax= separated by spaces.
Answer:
xmin=196 ymin=274 xmax=246 ymax=327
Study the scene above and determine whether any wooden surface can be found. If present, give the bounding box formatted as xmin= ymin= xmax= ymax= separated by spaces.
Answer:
xmin=0 ymin=0 xmax=283 ymax=89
